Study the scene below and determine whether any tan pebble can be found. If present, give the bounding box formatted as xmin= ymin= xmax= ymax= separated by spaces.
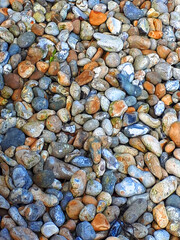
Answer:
xmin=153 ymin=201 xmax=169 ymax=228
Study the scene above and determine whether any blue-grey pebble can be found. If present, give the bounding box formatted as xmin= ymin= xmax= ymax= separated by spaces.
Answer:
xmin=33 ymin=87 xmax=47 ymax=98
xmin=32 ymin=97 xmax=49 ymax=112
xmin=88 ymin=0 xmax=99 ymax=8
xmin=8 ymin=206 xmax=27 ymax=227
xmin=0 ymin=13 xmax=7 ymax=24
xmin=9 ymin=43 xmax=21 ymax=56
xmin=17 ymin=32 xmax=35 ymax=48
xmin=71 ymin=156 xmax=93 ymax=167
xmin=123 ymin=1 xmax=145 ymax=20
xmin=46 ymin=189 xmax=63 ymax=201
xmin=39 ymin=76 xmax=51 ymax=90
xmin=1 ymin=127 xmax=25 ymax=151
xmin=60 ymin=191 xmax=74 ymax=211
xmin=124 ymin=96 xmax=137 ymax=106
xmin=159 ymin=152 xmax=168 ymax=168
xmin=28 ymin=221 xmax=43 ymax=232
xmin=123 ymin=112 xmax=139 ymax=126
xmin=0 ymin=74 xmax=4 ymax=90
xmin=12 ymin=165 xmax=33 ymax=189
xmin=49 ymin=205 xmax=65 ymax=227
xmin=165 ymin=194 xmax=180 ymax=209
xmin=0 ymin=228 xmax=11 ymax=240
xmin=9 ymin=188 xmax=33 ymax=204
xmin=76 ymin=221 xmax=96 ymax=240
xmin=165 ymin=80 xmax=179 ymax=92
xmin=124 ymin=123 xmax=150 ymax=137
xmin=0 ymin=41 xmax=8 ymax=51
xmin=0 ymin=51 xmax=9 ymax=66
xmin=102 ymin=171 xmax=117 ymax=195
xmin=154 ymin=230 xmax=170 ymax=240
xmin=117 ymin=73 xmax=142 ymax=97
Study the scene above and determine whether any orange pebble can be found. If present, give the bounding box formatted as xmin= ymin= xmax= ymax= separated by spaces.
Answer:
xmin=143 ymin=81 xmax=155 ymax=94
xmin=141 ymin=50 xmax=156 ymax=55
xmin=157 ymin=45 xmax=171 ymax=59
xmin=155 ymin=83 xmax=166 ymax=99
xmin=133 ymin=20 xmax=138 ymax=27
xmin=105 ymin=74 xmax=119 ymax=88
xmin=83 ymin=61 xmax=99 ymax=71
xmin=160 ymin=139 xmax=168 ymax=149
xmin=165 ymin=141 xmax=175 ymax=153
xmin=91 ymin=213 xmax=110 ymax=231
xmin=153 ymin=19 xmax=162 ymax=31
xmin=176 ymin=47 xmax=180 ymax=60
xmin=126 ymin=107 xmax=136 ymax=113
xmin=16 ymin=145 xmax=29 ymax=151
xmin=140 ymin=0 xmax=151 ymax=9
xmin=11 ymin=89 xmax=22 ymax=102
xmin=0 ymin=8 xmax=9 ymax=16
xmin=63 ymin=220 xmax=76 ymax=232
xmin=82 ymin=195 xmax=98 ymax=206
xmin=151 ymin=221 xmax=161 ymax=230
xmin=36 ymin=61 xmax=49 ymax=73
xmin=89 ymin=10 xmax=107 ymax=26
xmin=148 ymin=31 xmax=163 ymax=39
xmin=9 ymin=0 xmax=24 ymax=3
xmin=25 ymin=137 xmax=36 ymax=146
xmin=91 ymin=48 xmax=104 ymax=61
xmin=161 ymin=94 xmax=173 ymax=105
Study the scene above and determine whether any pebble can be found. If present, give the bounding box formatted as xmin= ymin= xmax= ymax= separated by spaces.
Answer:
xmin=76 ymin=221 xmax=96 ymax=240
xmin=17 ymin=32 xmax=35 ymax=48
xmin=10 ymin=227 xmax=38 ymax=240
xmin=123 ymin=199 xmax=147 ymax=223
xmin=150 ymin=176 xmax=177 ymax=203
xmin=115 ymin=177 xmax=146 ymax=197
xmin=141 ymin=135 xmax=162 ymax=156
xmin=41 ymin=222 xmax=59 ymax=238
xmin=123 ymin=1 xmax=145 ymax=20
xmin=1 ymin=127 xmax=25 ymax=151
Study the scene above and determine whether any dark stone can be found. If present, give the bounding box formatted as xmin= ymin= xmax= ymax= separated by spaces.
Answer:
xmin=123 ymin=1 xmax=145 ymax=21
xmin=17 ymin=32 xmax=35 ymax=48
xmin=1 ymin=127 xmax=26 ymax=151
xmin=33 ymin=170 xmax=55 ymax=188
xmin=0 ymin=74 xmax=4 ymax=90
xmin=28 ymin=221 xmax=43 ymax=232
xmin=60 ymin=191 xmax=73 ymax=211
xmin=102 ymin=171 xmax=117 ymax=195
xmin=12 ymin=165 xmax=33 ymax=189
xmin=76 ymin=221 xmax=96 ymax=240
xmin=49 ymin=205 xmax=65 ymax=227
xmin=9 ymin=43 xmax=21 ymax=56
xmin=71 ymin=156 xmax=93 ymax=167
xmin=31 ymin=97 xmax=49 ymax=112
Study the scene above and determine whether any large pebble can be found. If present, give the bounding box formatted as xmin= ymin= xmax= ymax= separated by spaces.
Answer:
xmin=150 ymin=176 xmax=177 ymax=203
xmin=115 ymin=177 xmax=146 ymax=197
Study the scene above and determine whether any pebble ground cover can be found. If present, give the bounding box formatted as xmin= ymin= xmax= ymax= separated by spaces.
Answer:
xmin=0 ymin=0 xmax=180 ymax=239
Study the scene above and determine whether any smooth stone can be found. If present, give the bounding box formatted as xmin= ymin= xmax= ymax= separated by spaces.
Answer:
xmin=102 ymin=148 xmax=119 ymax=170
xmin=155 ymin=62 xmax=172 ymax=80
xmin=70 ymin=170 xmax=87 ymax=197
xmin=134 ymin=55 xmax=150 ymax=71
xmin=141 ymin=135 xmax=162 ymax=156
xmin=71 ymin=156 xmax=93 ymax=167
xmin=86 ymin=180 xmax=102 ymax=196
xmin=10 ymin=227 xmax=38 ymax=240
xmin=165 ymin=194 xmax=180 ymax=209
xmin=0 ymin=195 xmax=10 ymax=209
xmin=123 ymin=1 xmax=144 ymax=20
xmin=79 ymin=204 xmax=96 ymax=221
xmin=44 ymin=156 xmax=80 ymax=180
xmin=17 ymin=32 xmax=36 ymax=48
xmin=154 ymin=101 xmax=165 ymax=116
xmin=93 ymin=33 xmax=123 ymax=52
xmin=9 ymin=188 xmax=33 ymax=204
xmin=32 ymin=97 xmax=49 ymax=112
xmin=150 ymin=176 xmax=177 ymax=203
xmin=117 ymin=73 xmax=142 ymax=97
xmin=124 ymin=123 xmax=150 ymax=137
xmin=1 ymin=127 xmax=25 ymax=151
xmin=102 ymin=171 xmax=117 ymax=195
xmin=22 ymin=121 xmax=44 ymax=138
xmin=139 ymin=112 xmax=161 ymax=128
xmin=12 ymin=165 xmax=32 ymax=189
xmin=49 ymin=205 xmax=65 ymax=227
xmin=105 ymin=87 xmax=126 ymax=101
xmin=15 ymin=149 xmax=41 ymax=169
xmin=41 ymin=222 xmax=59 ymax=238
xmin=48 ymin=142 xmax=74 ymax=158
xmin=76 ymin=221 xmax=96 ymax=240
xmin=115 ymin=177 xmax=146 ymax=197
xmin=123 ymin=199 xmax=147 ymax=223
xmin=154 ymin=230 xmax=170 ymax=240
xmin=165 ymin=158 xmax=180 ymax=177
xmin=33 ymin=170 xmax=55 ymax=188
xmin=128 ymin=165 xmax=156 ymax=188
xmin=9 ymin=206 xmax=27 ymax=227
